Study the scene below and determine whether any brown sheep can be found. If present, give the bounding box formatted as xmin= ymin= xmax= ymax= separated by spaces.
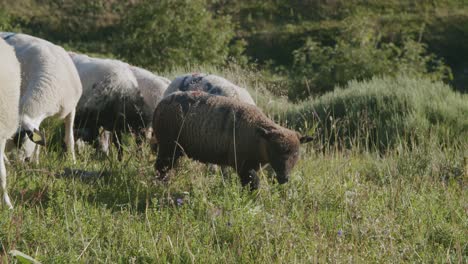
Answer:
xmin=152 ymin=91 xmax=312 ymax=189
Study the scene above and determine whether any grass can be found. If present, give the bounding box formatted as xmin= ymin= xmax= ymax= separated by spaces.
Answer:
xmin=1 ymin=138 xmax=465 ymax=263
xmin=0 ymin=72 xmax=466 ymax=263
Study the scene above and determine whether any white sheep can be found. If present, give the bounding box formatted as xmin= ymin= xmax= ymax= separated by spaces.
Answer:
xmin=0 ymin=38 xmax=21 ymax=208
xmin=71 ymin=54 xmax=170 ymax=158
xmin=1 ymin=32 xmax=82 ymax=163
xmin=164 ymin=73 xmax=256 ymax=105
xmin=130 ymin=65 xmax=171 ymax=122
xmin=130 ymin=66 xmax=170 ymax=149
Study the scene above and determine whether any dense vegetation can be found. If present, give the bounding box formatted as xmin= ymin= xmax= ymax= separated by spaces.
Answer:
xmin=116 ymin=0 xmax=234 ymax=71
xmin=0 ymin=0 xmax=466 ymax=262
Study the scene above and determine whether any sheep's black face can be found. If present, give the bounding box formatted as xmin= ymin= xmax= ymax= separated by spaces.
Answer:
xmin=12 ymin=130 xmax=29 ymax=148
xmin=12 ymin=128 xmax=46 ymax=147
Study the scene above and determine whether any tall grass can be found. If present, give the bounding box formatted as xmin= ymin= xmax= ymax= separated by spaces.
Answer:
xmin=1 ymin=136 xmax=465 ymax=263
xmin=285 ymin=76 xmax=468 ymax=151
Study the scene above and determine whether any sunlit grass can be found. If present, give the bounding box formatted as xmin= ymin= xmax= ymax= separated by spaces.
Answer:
xmin=1 ymin=136 xmax=465 ymax=263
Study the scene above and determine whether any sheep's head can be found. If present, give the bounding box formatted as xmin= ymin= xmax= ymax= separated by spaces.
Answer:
xmin=6 ymin=128 xmax=46 ymax=162
xmin=13 ymin=128 xmax=46 ymax=147
xmin=258 ymin=127 xmax=312 ymax=184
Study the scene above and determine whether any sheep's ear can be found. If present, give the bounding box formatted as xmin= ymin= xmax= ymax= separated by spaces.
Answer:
xmin=257 ymin=127 xmax=273 ymax=140
xmin=28 ymin=129 xmax=46 ymax=146
xmin=299 ymin=135 xmax=313 ymax=144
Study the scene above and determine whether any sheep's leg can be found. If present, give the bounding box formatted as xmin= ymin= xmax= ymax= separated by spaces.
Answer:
xmin=149 ymin=132 xmax=158 ymax=153
xmin=98 ymin=129 xmax=111 ymax=156
xmin=31 ymin=145 xmax=40 ymax=165
xmin=3 ymin=154 xmax=10 ymax=165
xmin=0 ymin=139 xmax=13 ymax=209
xmin=113 ymin=130 xmax=124 ymax=161
xmin=150 ymin=143 xmax=158 ymax=154
xmin=239 ymin=162 xmax=260 ymax=190
xmin=155 ymin=157 xmax=171 ymax=181
xmin=64 ymin=110 xmax=76 ymax=163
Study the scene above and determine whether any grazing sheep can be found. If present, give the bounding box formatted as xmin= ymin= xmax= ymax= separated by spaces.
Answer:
xmin=153 ymin=91 xmax=312 ymax=189
xmin=71 ymin=54 xmax=169 ymax=158
xmin=0 ymin=38 xmax=21 ymax=208
xmin=164 ymin=73 xmax=256 ymax=105
xmin=1 ymin=32 xmax=82 ymax=163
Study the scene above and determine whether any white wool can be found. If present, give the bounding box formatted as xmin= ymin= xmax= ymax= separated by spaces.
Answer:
xmin=0 ymin=38 xmax=20 ymax=139
xmin=1 ymin=32 xmax=83 ymax=162
xmin=70 ymin=53 xmax=139 ymax=111
xmin=164 ymin=73 xmax=256 ymax=105
xmin=0 ymin=38 xmax=21 ymax=209
xmin=2 ymin=33 xmax=82 ymax=123
xmin=130 ymin=66 xmax=170 ymax=119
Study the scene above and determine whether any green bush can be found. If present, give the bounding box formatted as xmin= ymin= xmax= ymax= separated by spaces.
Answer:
xmin=289 ymin=38 xmax=452 ymax=101
xmin=116 ymin=0 xmax=235 ymax=71
xmin=286 ymin=76 xmax=467 ymax=150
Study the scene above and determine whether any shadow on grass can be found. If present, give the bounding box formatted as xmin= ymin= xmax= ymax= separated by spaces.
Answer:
xmin=57 ymin=168 xmax=110 ymax=182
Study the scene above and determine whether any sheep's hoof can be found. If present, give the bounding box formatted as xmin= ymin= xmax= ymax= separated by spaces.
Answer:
xmin=4 ymin=194 xmax=13 ymax=210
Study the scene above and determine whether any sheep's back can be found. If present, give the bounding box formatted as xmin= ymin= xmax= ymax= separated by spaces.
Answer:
xmin=201 ymin=75 xmax=255 ymax=105
xmin=130 ymin=66 xmax=170 ymax=120
xmin=164 ymin=74 xmax=256 ymax=105
xmin=73 ymin=55 xmax=138 ymax=111
xmin=4 ymin=33 xmax=82 ymax=119
xmin=154 ymin=92 xmax=271 ymax=166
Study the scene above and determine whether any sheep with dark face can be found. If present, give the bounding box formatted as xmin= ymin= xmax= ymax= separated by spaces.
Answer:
xmin=153 ymin=91 xmax=312 ymax=189
xmin=164 ymin=73 xmax=256 ymax=105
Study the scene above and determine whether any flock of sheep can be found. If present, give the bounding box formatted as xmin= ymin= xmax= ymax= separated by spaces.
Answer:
xmin=0 ymin=32 xmax=312 ymax=209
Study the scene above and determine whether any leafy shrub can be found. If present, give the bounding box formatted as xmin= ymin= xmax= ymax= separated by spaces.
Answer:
xmin=116 ymin=0 xmax=235 ymax=71
xmin=289 ymin=38 xmax=452 ymax=101
xmin=286 ymin=76 xmax=468 ymax=150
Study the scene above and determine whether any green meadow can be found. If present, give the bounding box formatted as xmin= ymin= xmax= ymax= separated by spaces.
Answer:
xmin=1 ymin=66 xmax=466 ymax=263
